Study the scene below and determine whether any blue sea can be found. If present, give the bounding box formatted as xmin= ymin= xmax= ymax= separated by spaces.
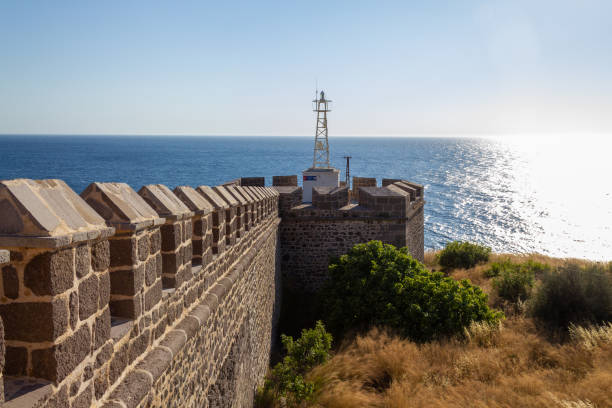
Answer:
xmin=1 ymin=135 xmax=610 ymax=261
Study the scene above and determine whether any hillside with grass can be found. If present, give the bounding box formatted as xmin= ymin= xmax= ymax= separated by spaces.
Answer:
xmin=258 ymin=242 xmax=612 ymax=408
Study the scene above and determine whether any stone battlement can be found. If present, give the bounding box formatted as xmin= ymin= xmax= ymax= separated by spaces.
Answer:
xmin=0 ymin=173 xmax=424 ymax=407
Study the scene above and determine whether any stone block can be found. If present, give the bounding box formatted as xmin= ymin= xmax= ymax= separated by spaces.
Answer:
xmin=137 ymin=234 xmax=149 ymax=262
xmin=162 ymin=252 xmax=182 ymax=276
xmin=128 ymin=329 xmax=150 ymax=364
xmin=94 ymin=307 xmax=111 ymax=349
xmin=92 ymin=240 xmax=110 ymax=271
xmin=109 ymin=343 xmax=128 ymax=385
xmin=2 ymin=265 xmax=19 ymax=299
xmin=136 ymin=347 xmax=172 ymax=382
xmin=109 ymin=238 xmax=136 ymax=267
xmin=145 ymin=256 xmax=157 ymax=286
xmin=24 ymin=248 xmax=74 ymax=296
xmin=75 ymin=244 xmax=90 ymax=278
xmin=69 ymin=291 xmax=79 ymax=329
xmin=160 ymin=223 xmax=181 ymax=252
xmin=98 ymin=271 xmax=110 ymax=308
xmin=0 ymin=299 xmax=68 ymax=342
xmin=110 ymin=297 xmax=141 ymax=320
xmin=144 ymin=281 xmax=162 ymax=311
xmin=149 ymin=229 xmax=161 ymax=253
xmin=109 ymin=369 xmax=152 ymax=408
xmin=72 ymin=384 xmax=93 ymax=408
xmin=30 ymin=324 xmax=91 ymax=382
xmin=110 ymin=265 xmax=144 ymax=296
xmin=78 ymin=274 xmax=99 ymax=319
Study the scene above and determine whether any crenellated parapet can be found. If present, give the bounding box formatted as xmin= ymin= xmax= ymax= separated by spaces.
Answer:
xmin=0 ymin=177 xmax=281 ymax=408
xmin=279 ymin=177 xmax=425 ymax=291
xmin=312 ymin=186 xmax=349 ymax=210
xmin=272 ymin=175 xmax=298 ymax=187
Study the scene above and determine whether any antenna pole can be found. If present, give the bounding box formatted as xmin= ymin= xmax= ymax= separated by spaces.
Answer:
xmin=343 ymin=155 xmax=351 ymax=188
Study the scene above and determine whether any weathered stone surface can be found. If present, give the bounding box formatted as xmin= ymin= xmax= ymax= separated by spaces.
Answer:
xmin=174 ymin=185 xmax=214 ymax=215
xmin=138 ymin=184 xmax=193 ymax=219
xmin=110 ymin=297 xmax=141 ymax=320
xmin=24 ymin=248 xmax=74 ymax=296
xmin=92 ymin=240 xmax=110 ymax=271
xmin=75 ymin=244 xmax=90 ymax=278
xmin=136 ymin=347 xmax=172 ymax=381
xmin=2 ymin=265 xmax=19 ymax=299
xmin=0 ymin=299 xmax=68 ymax=342
xmin=145 ymin=256 xmax=157 ymax=286
xmin=128 ymin=329 xmax=150 ymax=364
xmin=149 ymin=229 xmax=161 ymax=253
xmin=109 ymin=265 xmax=143 ymax=295
xmin=196 ymin=186 xmax=229 ymax=210
xmin=98 ymin=271 xmax=110 ymax=308
xmin=109 ymin=238 xmax=136 ymax=267
xmin=160 ymin=222 xmax=181 ymax=252
xmin=109 ymin=343 xmax=128 ymax=385
xmin=137 ymin=234 xmax=149 ymax=262
xmin=109 ymin=369 xmax=152 ymax=408
xmin=144 ymin=281 xmax=162 ymax=311
xmin=78 ymin=274 xmax=99 ymax=319
xmin=161 ymin=252 xmax=182 ymax=275
xmin=31 ymin=324 xmax=91 ymax=382
xmin=69 ymin=291 xmax=79 ymax=329
xmin=94 ymin=307 xmax=111 ymax=349
xmin=0 ymin=179 xmax=111 ymax=245
xmin=72 ymin=384 xmax=93 ymax=408
xmin=81 ymin=182 xmax=164 ymax=232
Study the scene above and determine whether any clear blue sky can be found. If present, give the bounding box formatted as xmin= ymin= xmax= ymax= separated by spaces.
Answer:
xmin=1 ymin=0 xmax=611 ymax=136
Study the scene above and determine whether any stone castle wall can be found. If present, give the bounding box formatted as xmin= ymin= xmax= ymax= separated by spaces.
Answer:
xmin=277 ymin=178 xmax=425 ymax=292
xmin=0 ymin=179 xmax=280 ymax=408
xmin=0 ymin=173 xmax=424 ymax=408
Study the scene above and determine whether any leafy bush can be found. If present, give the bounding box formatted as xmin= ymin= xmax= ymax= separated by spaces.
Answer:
xmin=493 ymin=264 xmax=535 ymax=302
xmin=321 ymin=241 xmax=503 ymax=342
xmin=257 ymin=321 xmax=332 ymax=406
xmin=530 ymin=263 xmax=612 ymax=329
xmin=488 ymin=259 xmax=546 ymax=302
xmin=437 ymin=241 xmax=491 ymax=269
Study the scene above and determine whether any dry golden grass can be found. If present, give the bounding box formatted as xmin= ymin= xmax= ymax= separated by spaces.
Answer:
xmin=305 ymin=320 xmax=612 ymax=408
xmin=302 ymin=255 xmax=612 ymax=408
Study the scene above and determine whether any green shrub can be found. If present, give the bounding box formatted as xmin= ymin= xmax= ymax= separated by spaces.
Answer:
xmin=485 ymin=258 xmax=513 ymax=278
xmin=487 ymin=259 xmax=547 ymax=302
xmin=321 ymin=241 xmax=503 ymax=342
xmin=437 ymin=241 xmax=491 ymax=269
xmin=531 ymin=263 xmax=612 ymax=329
xmin=257 ymin=321 xmax=332 ymax=406
xmin=493 ymin=263 xmax=535 ymax=302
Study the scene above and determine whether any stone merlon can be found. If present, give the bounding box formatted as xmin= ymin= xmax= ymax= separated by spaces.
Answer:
xmin=81 ymin=182 xmax=165 ymax=232
xmin=0 ymin=178 xmax=115 ymax=248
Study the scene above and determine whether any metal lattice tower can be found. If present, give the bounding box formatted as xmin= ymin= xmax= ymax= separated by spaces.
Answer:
xmin=312 ymin=90 xmax=332 ymax=168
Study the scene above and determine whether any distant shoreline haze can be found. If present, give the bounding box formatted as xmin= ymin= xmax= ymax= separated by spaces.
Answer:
xmin=0 ymin=135 xmax=610 ymax=261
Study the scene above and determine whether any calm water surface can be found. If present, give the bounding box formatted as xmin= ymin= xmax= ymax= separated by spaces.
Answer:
xmin=0 ymin=135 xmax=610 ymax=261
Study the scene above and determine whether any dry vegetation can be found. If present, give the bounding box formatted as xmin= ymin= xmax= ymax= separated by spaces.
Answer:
xmin=302 ymin=253 xmax=612 ymax=408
